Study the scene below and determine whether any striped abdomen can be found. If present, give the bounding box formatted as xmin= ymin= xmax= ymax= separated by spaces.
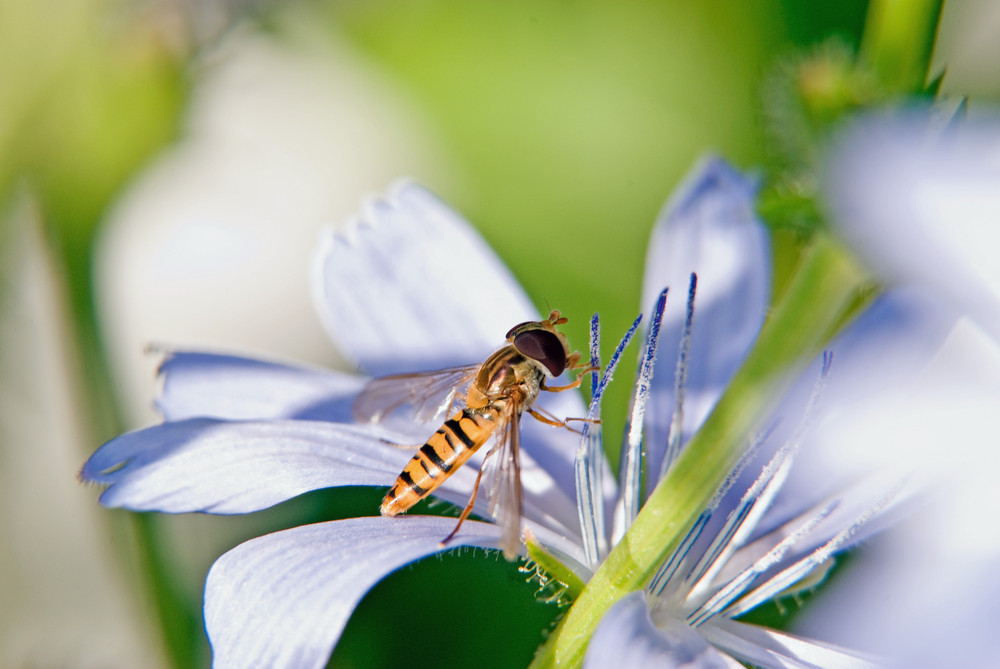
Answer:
xmin=381 ymin=404 xmax=502 ymax=516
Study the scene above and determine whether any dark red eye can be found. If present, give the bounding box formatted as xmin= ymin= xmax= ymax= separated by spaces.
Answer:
xmin=512 ymin=329 xmax=567 ymax=376
xmin=505 ymin=321 xmax=532 ymax=339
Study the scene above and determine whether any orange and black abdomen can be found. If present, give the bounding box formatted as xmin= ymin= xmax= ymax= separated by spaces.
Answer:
xmin=381 ymin=406 xmax=501 ymax=516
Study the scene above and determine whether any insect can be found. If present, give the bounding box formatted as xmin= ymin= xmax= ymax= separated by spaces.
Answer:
xmin=353 ymin=310 xmax=593 ymax=557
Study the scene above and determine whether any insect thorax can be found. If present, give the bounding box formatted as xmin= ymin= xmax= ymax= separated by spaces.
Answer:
xmin=467 ymin=345 xmax=546 ymax=411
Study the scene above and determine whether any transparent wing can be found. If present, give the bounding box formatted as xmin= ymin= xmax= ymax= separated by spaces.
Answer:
xmin=484 ymin=395 xmax=524 ymax=559
xmin=352 ymin=365 xmax=480 ymax=424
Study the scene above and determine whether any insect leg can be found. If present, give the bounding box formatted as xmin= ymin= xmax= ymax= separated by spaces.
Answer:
xmin=526 ymin=406 xmax=567 ymax=427
xmin=526 ymin=407 xmax=600 ymax=434
xmin=440 ymin=457 xmax=490 ymax=547
xmin=540 ymin=366 xmax=599 ymax=393
xmin=378 ymin=437 xmax=421 ymax=450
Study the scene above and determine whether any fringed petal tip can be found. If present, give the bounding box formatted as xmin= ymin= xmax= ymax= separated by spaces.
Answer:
xmin=78 ymin=459 xmax=119 ymax=488
xmin=311 ymin=181 xmax=538 ymax=376
xmin=665 ymin=156 xmax=759 ymax=221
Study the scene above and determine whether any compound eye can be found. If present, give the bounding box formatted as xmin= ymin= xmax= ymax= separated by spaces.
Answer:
xmin=512 ymin=328 xmax=567 ymax=376
xmin=505 ymin=321 xmax=532 ymax=339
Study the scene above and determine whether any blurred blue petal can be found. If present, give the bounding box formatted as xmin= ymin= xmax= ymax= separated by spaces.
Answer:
xmin=205 ymin=517 xmax=503 ymax=669
xmin=520 ymin=381 xmax=593 ymax=512
xmin=641 ymin=157 xmax=771 ymax=490
xmin=313 ymin=181 xmax=539 ymax=376
xmin=82 ymin=414 xmax=582 ymax=534
xmin=791 ymin=325 xmax=1000 ymax=667
xmin=824 ymin=112 xmax=1000 ymax=341
xmin=759 ymin=286 xmax=956 ymax=530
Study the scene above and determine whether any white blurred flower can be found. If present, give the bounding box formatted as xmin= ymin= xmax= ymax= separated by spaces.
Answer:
xmin=95 ymin=26 xmax=451 ymax=426
xmin=823 ymin=111 xmax=1000 ymax=339
xmin=1 ymin=201 xmax=163 ymax=667
xmin=789 ymin=110 xmax=1000 ymax=667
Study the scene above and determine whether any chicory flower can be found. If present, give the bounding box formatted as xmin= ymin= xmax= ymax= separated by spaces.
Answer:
xmin=83 ymin=158 xmax=930 ymax=668
xmin=83 ymin=180 xmax=602 ymax=667
xmin=572 ymin=157 xmax=953 ymax=666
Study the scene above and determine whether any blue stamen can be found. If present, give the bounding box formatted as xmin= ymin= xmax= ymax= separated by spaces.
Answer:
xmin=575 ymin=313 xmax=642 ymax=566
xmin=683 ymin=447 xmax=798 ymax=604
xmin=688 ymin=499 xmax=838 ymax=627
xmin=722 ymin=480 xmax=905 ymax=620
xmin=648 ymin=427 xmax=768 ymax=598
xmin=660 ymin=273 xmax=698 ymax=482
xmin=589 ymin=313 xmax=601 ymax=397
xmin=617 ymin=287 xmax=668 ymax=540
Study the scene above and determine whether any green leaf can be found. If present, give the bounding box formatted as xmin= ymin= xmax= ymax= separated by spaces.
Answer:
xmin=860 ymin=0 xmax=944 ymax=95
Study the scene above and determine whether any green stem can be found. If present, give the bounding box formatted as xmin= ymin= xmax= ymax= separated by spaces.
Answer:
xmin=130 ymin=514 xmax=207 ymax=667
xmin=860 ymin=0 xmax=944 ymax=95
xmin=530 ymin=235 xmax=869 ymax=668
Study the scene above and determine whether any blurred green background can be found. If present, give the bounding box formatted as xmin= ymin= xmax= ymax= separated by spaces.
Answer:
xmin=0 ymin=0 xmax=993 ymax=667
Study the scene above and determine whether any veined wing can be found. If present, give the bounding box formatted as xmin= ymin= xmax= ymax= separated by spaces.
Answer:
xmin=484 ymin=395 xmax=524 ymax=559
xmin=353 ymin=365 xmax=480 ymax=424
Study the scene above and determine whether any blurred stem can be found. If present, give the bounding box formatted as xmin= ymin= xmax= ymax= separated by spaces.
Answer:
xmin=529 ymin=235 xmax=869 ymax=668
xmin=52 ymin=228 xmax=203 ymax=668
xmin=859 ymin=0 xmax=943 ymax=94
xmin=15 ymin=1 xmax=194 ymax=663
xmin=132 ymin=515 xmax=205 ymax=668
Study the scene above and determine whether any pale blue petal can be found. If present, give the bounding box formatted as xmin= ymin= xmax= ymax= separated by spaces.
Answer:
xmin=702 ymin=619 xmax=881 ymax=669
xmin=584 ymin=592 xmax=740 ymax=669
xmin=313 ymin=181 xmax=538 ymax=376
xmin=82 ymin=418 xmax=459 ymax=514
xmin=794 ymin=526 xmax=1000 ymax=668
xmin=311 ymin=181 xmax=593 ymax=514
xmin=81 ymin=417 xmax=580 ymax=535
xmin=824 ymin=112 xmax=1000 ymax=342
xmin=521 ymin=385 xmax=593 ymax=516
xmin=790 ymin=372 xmax=1000 ymax=667
xmin=641 ymin=158 xmax=771 ymax=489
xmin=156 ymin=351 xmax=364 ymax=422
xmin=205 ymin=516 xmax=502 ymax=669
xmin=154 ymin=352 xmax=585 ymax=523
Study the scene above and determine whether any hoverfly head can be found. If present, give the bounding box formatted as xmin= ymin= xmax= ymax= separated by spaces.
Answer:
xmin=506 ymin=315 xmax=570 ymax=377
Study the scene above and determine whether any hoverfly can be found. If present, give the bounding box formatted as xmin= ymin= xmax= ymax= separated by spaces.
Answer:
xmin=353 ymin=310 xmax=592 ymax=557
